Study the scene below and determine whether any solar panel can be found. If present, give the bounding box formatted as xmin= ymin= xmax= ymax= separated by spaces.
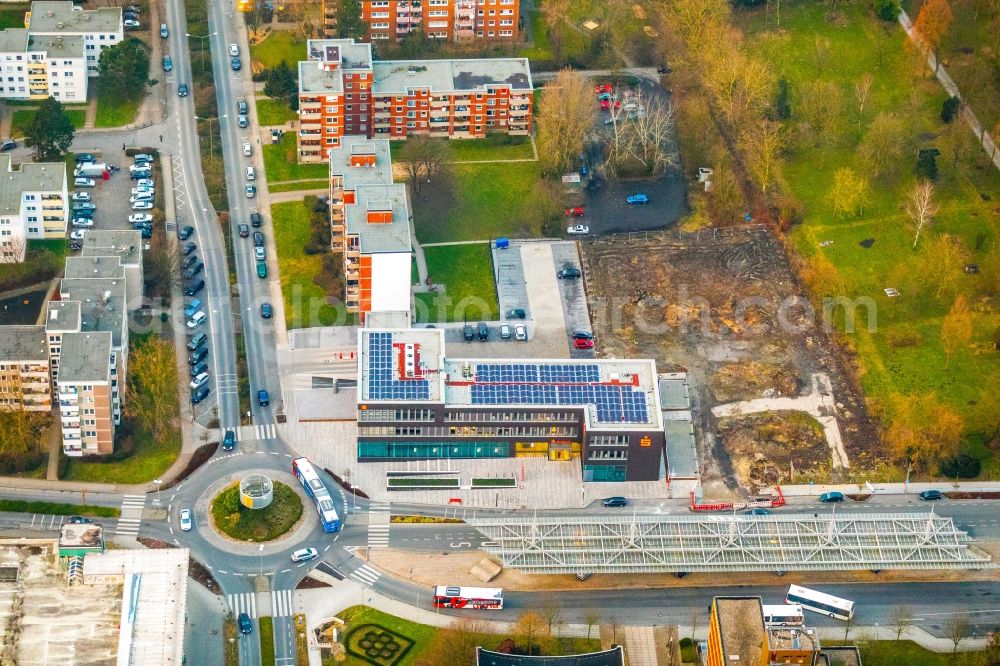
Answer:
xmin=364 ymin=332 xmax=430 ymax=401
xmin=469 ymin=373 xmax=649 ymax=424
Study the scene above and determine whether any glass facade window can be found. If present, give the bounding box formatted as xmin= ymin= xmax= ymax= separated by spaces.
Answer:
xmin=359 ymin=441 xmax=509 ymax=459
xmin=584 ymin=464 xmax=626 ymax=482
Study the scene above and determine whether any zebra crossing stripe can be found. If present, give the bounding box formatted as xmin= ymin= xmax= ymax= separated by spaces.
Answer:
xmin=350 ymin=565 xmax=381 ymax=585
xmin=271 ymin=589 xmax=293 ymax=617
xmin=227 ymin=593 xmax=257 ymax=618
xmin=235 ymin=423 xmax=277 ymax=442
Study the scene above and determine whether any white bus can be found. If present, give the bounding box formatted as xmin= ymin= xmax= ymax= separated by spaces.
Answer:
xmin=786 ymin=584 xmax=855 ymax=621
xmin=762 ymin=604 xmax=805 ymax=627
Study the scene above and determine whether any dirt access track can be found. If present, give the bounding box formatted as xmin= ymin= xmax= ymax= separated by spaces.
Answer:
xmin=580 ymin=226 xmax=879 ymax=495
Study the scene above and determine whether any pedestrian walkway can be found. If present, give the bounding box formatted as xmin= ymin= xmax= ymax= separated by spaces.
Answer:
xmin=350 ymin=563 xmax=382 ymax=586
xmin=115 ymin=494 xmax=146 ymax=539
xmin=367 ymin=502 xmax=391 ymax=548
xmin=228 ymin=592 xmax=258 ymax=619
xmin=271 ymin=589 xmax=294 ymax=617
xmin=621 ymin=626 xmax=658 ymax=666
xmin=238 ymin=423 xmax=277 ymax=441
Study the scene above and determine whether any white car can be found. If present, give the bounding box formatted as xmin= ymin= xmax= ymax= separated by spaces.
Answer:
xmin=71 ymin=218 xmax=94 ymax=228
xmin=514 ymin=324 xmax=527 ymax=341
xmin=70 ymin=229 xmax=86 ymax=240
xmin=567 ymin=224 xmax=590 ymax=235
xmin=73 ymin=177 xmax=96 ymax=188
xmin=128 ymin=162 xmax=149 ymax=172
xmin=129 ymin=213 xmax=153 ymax=224
xmin=71 ymin=191 xmax=91 ymax=202
xmin=130 ymin=193 xmax=153 ymax=203
xmin=186 ymin=311 xmax=207 ymax=328
xmin=189 ymin=372 xmax=210 ymax=389
xmin=242 ymin=143 xmax=252 ymax=157
xmin=179 ymin=509 xmax=192 ymax=531
xmin=123 ymin=18 xmax=141 ymax=28
xmin=131 ymin=186 xmax=154 ymax=196
xmin=290 ymin=547 xmax=318 ymax=562
xmin=135 ymin=178 xmax=155 ymax=188
xmin=229 ymin=43 xmax=239 ymax=57
xmin=132 ymin=201 xmax=154 ymax=210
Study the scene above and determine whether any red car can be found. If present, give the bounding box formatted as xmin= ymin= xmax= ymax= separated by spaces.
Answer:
xmin=600 ymin=99 xmax=621 ymax=111
xmin=574 ymin=338 xmax=594 ymax=350
xmin=595 ymin=83 xmax=613 ymax=94
xmin=564 ymin=206 xmax=584 ymax=217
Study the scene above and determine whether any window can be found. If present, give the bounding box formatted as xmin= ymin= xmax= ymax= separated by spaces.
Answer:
xmin=358 ymin=441 xmax=508 ymax=459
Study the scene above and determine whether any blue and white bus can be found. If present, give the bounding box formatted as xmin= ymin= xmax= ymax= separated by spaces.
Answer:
xmin=786 ymin=584 xmax=855 ymax=621
xmin=292 ymin=457 xmax=341 ymax=532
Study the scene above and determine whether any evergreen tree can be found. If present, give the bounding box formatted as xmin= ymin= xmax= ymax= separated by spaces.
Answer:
xmin=24 ymin=96 xmax=75 ymax=161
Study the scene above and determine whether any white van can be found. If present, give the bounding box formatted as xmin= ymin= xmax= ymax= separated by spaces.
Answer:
xmin=229 ymin=43 xmax=239 ymax=57
xmin=246 ymin=166 xmax=255 ymax=181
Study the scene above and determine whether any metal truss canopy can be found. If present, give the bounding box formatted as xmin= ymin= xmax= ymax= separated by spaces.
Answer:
xmin=468 ymin=512 xmax=994 ymax=575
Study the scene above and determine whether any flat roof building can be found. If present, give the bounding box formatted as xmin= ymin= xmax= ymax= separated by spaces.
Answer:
xmin=324 ymin=0 xmax=520 ymax=43
xmin=57 ymin=330 xmax=115 ymax=456
xmin=80 ymin=229 xmax=143 ymax=308
xmin=25 ymin=1 xmax=123 ymax=77
xmin=357 ymin=329 xmax=664 ymax=482
xmin=0 ymin=154 xmax=68 ymax=257
xmin=0 ymin=28 xmax=88 ymax=102
xmin=0 ymin=325 xmax=51 ymax=411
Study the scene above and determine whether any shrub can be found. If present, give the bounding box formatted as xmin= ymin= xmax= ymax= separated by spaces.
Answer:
xmin=886 ymin=326 xmax=922 ymax=348
xmin=941 ymin=96 xmax=961 ymax=123
xmin=771 ymin=77 xmax=791 ymax=121
xmin=873 ymin=0 xmax=900 ymax=21
xmin=916 ymin=150 xmax=939 ymax=181
xmin=938 ymin=452 xmax=981 ymax=478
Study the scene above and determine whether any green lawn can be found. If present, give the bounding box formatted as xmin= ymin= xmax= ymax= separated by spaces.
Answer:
xmin=859 ymin=640 xmax=974 ymax=665
xmin=390 ymin=135 xmax=534 ymax=162
xmin=263 ymin=133 xmax=329 ymax=182
xmin=250 ymin=30 xmax=305 ymax=70
xmin=210 ymin=481 xmax=302 ymax=541
xmin=272 ymin=199 xmax=353 ymax=328
xmin=255 ymin=96 xmax=298 ymax=127
xmin=738 ymin=2 xmax=1000 ymax=475
xmin=338 ymin=607 xmax=439 ymax=666
xmin=0 ymin=6 xmax=27 ymax=30
xmin=259 ymin=617 xmax=276 ymax=666
xmin=10 ymin=109 xmax=86 ymax=137
xmin=268 ymin=179 xmax=328 ymax=193
xmin=413 ymin=243 xmax=498 ymax=323
xmin=935 ymin=0 xmax=1000 ymax=139
xmin=94 ymin=96 xmax=140 ymax=128
xmin=62 ymin=423 xmax=181 ymax=484
xmin=412 ymin=162 xmax=542 ymax=243
xmin=0 ymin=499 xmax=120 ymax=517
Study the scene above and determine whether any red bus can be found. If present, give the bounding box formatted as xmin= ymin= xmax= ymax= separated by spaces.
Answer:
xmin=432 ymin=586 xmax=504 ymax=610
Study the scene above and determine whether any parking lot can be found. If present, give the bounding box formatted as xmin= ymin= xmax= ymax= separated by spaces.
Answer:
xmin=69 ymin=147 xmax=161 ymax=242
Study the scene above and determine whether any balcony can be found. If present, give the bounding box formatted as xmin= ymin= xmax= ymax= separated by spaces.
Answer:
xmin=299 ymin=111 xmax=321 ymax=121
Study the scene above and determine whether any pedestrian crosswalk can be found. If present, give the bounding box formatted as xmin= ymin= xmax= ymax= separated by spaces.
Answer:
xmin=271 ymin=589 xmax=294 ymax=617
xmin=368 ymin=502 xmax=390 ymax=548
xmin=216 ymin=373 xmax=239 ymax=398
xmin=228 ymin=592 xmax=258 ymax=619
xmin=115 ymin=494 xmax=145 ymax=538
xmin=350 ymin=564 xmax=381 ymax=586
xmin=237 ymin=423 xmax=277 ymax=442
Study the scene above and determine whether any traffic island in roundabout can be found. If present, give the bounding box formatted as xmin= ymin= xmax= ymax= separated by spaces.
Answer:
xmin=210 ymin=476 xmax=304 ymax=542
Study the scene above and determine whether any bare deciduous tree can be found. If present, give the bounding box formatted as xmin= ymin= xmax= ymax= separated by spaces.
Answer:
xmin=941 ymin=294 xmax=973 ymax=368
xmin=798 ymin=79 xmax=846 ymax=150
xmin=904 ymin=181 xmax=939 ymax=249
xmin=398 ymin=136 xmax=452 ymax=195
xmin=602 ymin=89 xmax=678 ymax=177
xmin=740 ymin=119 xmax=783 ymax=194
xmin=513 ymin=611 xmax=547 ymax=656
xmin=890 ymin=604 xmax=913 ymax=641
xmin=853 ymin=72 xmax=874 ymax=137
xmin=123 ymin=337 xmax=179 ymax=442
xmin=827 ymin=167 xmax=868 ymax=219
xmin=536 ymin=70 xmax=598 ymax=175
xmin=583 ymin=608 xmax=601 ymax=641
xmin=859 ymin=111 xmax=907 ymax=178
xmin=944 ymin=614 xmax=972 ymax=654
xmin=539 ymin=601 xmax=563 ymax=636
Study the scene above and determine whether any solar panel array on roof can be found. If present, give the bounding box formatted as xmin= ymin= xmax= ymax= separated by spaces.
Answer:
xmin=470 ymin=383 xmax=648 ymax=424
xmin=475 ymin=363 xmax=601 ymax=383
xmin=365 ymin=332 xmax=430 ymax=401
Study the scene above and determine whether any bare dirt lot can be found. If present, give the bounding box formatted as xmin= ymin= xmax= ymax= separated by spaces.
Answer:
xmin=581 ymin=226 xmax=879 ymax=495
xmin=718 ymin=411 xmax=829 ymax=489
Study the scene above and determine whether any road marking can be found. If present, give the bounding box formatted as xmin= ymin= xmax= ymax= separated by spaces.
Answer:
xmin=350 ymin=564 xmax=381 ymax=586
xmin=271 ymin=589 xmax=293 ymax=617
xmin=236 ymin=423 xmax=277 ymax=442
xmin=115 ymin=494 xmax=146 ymax=538
xmin=367 ymin=502 xmax=391 ymax=548
xmin=227 ymin=592 xmax=258 ymax=618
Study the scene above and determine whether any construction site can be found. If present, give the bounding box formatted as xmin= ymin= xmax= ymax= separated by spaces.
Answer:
xmin=581 ymin=226 xmax=879 ymax=496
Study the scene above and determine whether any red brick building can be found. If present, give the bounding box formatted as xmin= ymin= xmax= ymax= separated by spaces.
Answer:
xmin=297 ymin=38 xmax=532 ymax=163
xmin=324 ymin=0 xmax=519 ymax=42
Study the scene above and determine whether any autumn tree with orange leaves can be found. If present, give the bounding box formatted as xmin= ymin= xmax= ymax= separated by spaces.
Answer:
xmin=913 ymin=0 xmax=954 ymax=74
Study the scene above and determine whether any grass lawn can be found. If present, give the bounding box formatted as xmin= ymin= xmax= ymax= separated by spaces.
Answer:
xmin=518 ymin=9 xmax=551 ymax=61
xmin=338 ymin=607 xmax=438 ymax=666
xmin=271 ymin=199 xmax=354 ymax=328
xmin=94 ymin=95 xmax=140 ymax=128
xmin=413 ymin=243 xmax=498 ymax=323
xmin=259 ymin=617 xmax=276 ymax=666
xmin=263 ymin=133 xmax=329 ymax=182
xmin=255 ymin=96 xmax=298 ymax=127
xmin=0 ymin=6 xmax=27 ymax=30
xmin=250 ymin=30 xmax=305 ymax=70
xmin=858 ymin=640 xmax=972 ymax=665
xmin=390 ymin=135 xmax=534 ymax=162
xmin=10 ymin=109 xmax=86 ymax=137
xmin=210 ymin=481 xmax=302 ymax=541
xmin=62 ymin=423 xmax=181 ymax=484
xmin=268 ymin=179 xmax=328 ymax=193
xmin=0 ymin=499 xmax=120 ymax=517
xmin=412 ymin=162 xmax=542 ymax=243
xmin=737 ymin=2 xmax=1000 ymax=475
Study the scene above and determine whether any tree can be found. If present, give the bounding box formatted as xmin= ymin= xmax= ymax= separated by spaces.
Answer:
xmin=913 ymin=0 xmax=954 ymax=74
xmin=916 ymin=233 xmax=970 ymax=304
xmin=0 ymin=410 xmax=46 ymax=474
xmin=536 ymin=70 xmax=597 ymax=175
xmin=859 ymin=112 xmax=907 ymax=178
xmin=398 ymin=136 xmax=452 ymax=195
xmin=904 ymin=181 xmax=938 ymax=248
xmin=891 ymin=605 xmax=913 ymax=641
xmin=798 ymin=80 xmax=846 ymax=149
xmin=941 ymin=95 xmax=962 ymax=123
xmin=96 ymin=37 xmax=150 ymax=102
xmin=827 ymin=167 xmax=868 ymax=218
xmin=740 ymin=120 xmax=783 ymax=194
xmin=513 ymin=611 xmax=546 ymax=656
xmin=941 ymin=294 xmax=973 ymax=368
xmin=944 ymin=614 xmax=972 ymax=654
xmin=333 ymin=0 xmax=367 ymax=40
xmin=583 ymin=608 xmax=601 ymax=641
xmin=853 ymin=73 xmax=873 ymax=138
xmin=916 ymin=149 xmax=940 ymax=181
xmin=123 ymin=337 xmax=179 ymax=442
xmin=842 ymin=611 xmax=856 ymax=642
xmin=602 ymin=91 xmax=678 ymax=177
xmin=415 ymin=617 xmax=493 ymax=666
xmin=874 ymin=0 xmax=901 ymax=21
xmin=263 ymin=61 xmax=297 ymax=102
xmin=885 ymin=392 xmax=964 ymax=472
xmin=941 ymin=114 xmax=976 ymax=181
xmin=540 ymin=0 xmax=570 ymax=65
xmin=812 ymin=35 xmax=832 ymax=75
xmin=522 ymin=178 xmax=563 ymax=237
xmin=771 ymin=76 xmax=791 ymax=121
xmin=144 ymin=245 xmax=181 ymax=297
xmin=24 ymin=96 xmax=75 ymax=162
xmin=539 ymin=601 xmax=563 ymax=636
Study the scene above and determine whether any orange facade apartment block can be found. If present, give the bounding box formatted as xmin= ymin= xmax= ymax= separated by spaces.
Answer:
xmin=324 ymin=0 xmax=519 ymax=42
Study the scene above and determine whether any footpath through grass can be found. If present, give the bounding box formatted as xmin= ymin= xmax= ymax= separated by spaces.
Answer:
xmin=413 ymin=243 xmax=499 ymax=323
xmin=0 ymin=499 xmax=120 ymax=517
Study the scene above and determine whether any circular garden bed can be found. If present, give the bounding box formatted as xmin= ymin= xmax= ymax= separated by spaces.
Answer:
xmin=210 ymin=480 xmax=303 ymax=541
xmin=345 ymin=624 xmax=414 ymax=666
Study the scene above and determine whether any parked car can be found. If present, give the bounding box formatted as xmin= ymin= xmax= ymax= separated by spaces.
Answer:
xmin=188 ymin=347 xmax=208 ymax=365
xmin=626 ymin=193 xmax=649 ymax=204
xmin=133 ymin=154 xmax=154 ymax=164
xmin=254 ymin=246 xmax=265 ymax=261
xmin=130 ymin=192 xmax=154 ymax=203
xmin=71 ymin=191 xmax=91 ymax=202
xmin=189 ymin=361 xmax=208 ymax=377
xmin=252 ymin=231 xmax=264 ymax=247
xmin=222 ymin=430 xmax=236 ymax=451
xmin=181 ymin=254 xmax=199 ymax=270
xmin=602 ymin=496 xmax=628 ymax=507
xmin=123 ymin=18 xmax=140 ymax=29
xmin=190 ymin=386 xmax=209 ymax=404
xmin=162 ymin=55 xmax=172 ymax=71
xmin=574 ymin=338 xmax=594 ymax=350
xmin=557 ymin=266 xmax=581 ymax=279
xmin=463 ymin=324 xmax=474 ymax=341
xmin=160 ymin=23 xmax=168 ymax=38
xmin=919 ymin=489 xmax=944 ymax=501
xmin=178 ymin=225 xmax=194 ymax=240
xmin=245 ymin=183 xmax=256 ymax=198
xmin=260 ymin=303 xmax=273 ymax=319
xmin=130 ymin=170 xmax=151 ymax=180
xmin=499 ymin=324 xmax=511 ymax=339
xmin=291 ymin=548 xmax=318 ymax=563
xmin=506 ymin=308 xmax=526 ymax=319
xmin=67 ymin=515 xmax=92 ymax=524
xmin=73 ymin=177 xmax=96 ymax=188
xmin=257 ymin=389 xmax=270 ymax=406
xmin=140 ymin=227 xmax=152 ymax=239
xmin=567 ymin=224 xmax=589 ymax=235
xmin=186 ymin=311 xmax=207 ymax=328
xmin=745 ymin=508 xmax=772 ymax=516
xmin=231 ymin=57 xmax=241 ymax=71
xmin=514 ymin=324 xmax=527 ymax=341
xmin=178 ymin=83 xmax=189 ymax=97
xmin=237 ymin=115 xmax=249 ymax=128
xmin=135 ymin=178 xmax=155 ymax=188
xmin=0 ymin=139 xmax=16 ymax=151
xmin=132 ymin=201 xmax=153 ymax=210
xmin=187 ymin=333 xmax=207 ymax=351
xmin=238 ymin=223 xmax=250 ymax=238
xmin=131 ymin=221 xmax=152 ymax=231
xmin=819 ymin=491 xmax=845 ymax=503
xmin=477 ymin=322 xmax=489 ymax=341
xmin=183 ymin=242 xmax=197 ymax=255
xmin=184 ymin=280 xmax=205 ymax=296
xmin=229 ymin=43 xmax=239 ymax=57
xmin=564 ymin=206 xmax=584 ymax=217
xmin=184 ymin=262 xmax=204 ymax=279
xmin=129 ymin=213 xmax=153 ymax=224
xmin=238 ymin=613 xmax=253 ymax=635
xmin=245 ymin=166 xmax=255 ymax=181
xmin=185 ymin=300 xmax=203 ymax=317
xmin=69 ymin=229 xmax=86 ymax=240
xmin=75 ymin=153 xmax=96 ymax=163
xmin=242 ymin=143 xmax=252 ymax=157
xmin=190 ymin=372 xmax=210 ymax=389
xmin=179 ymin=509 xmax=193 ymax=531
xmin=256 ymin=260 xmax=267 ymax=278
xmin=573 ymin=330 xmax=594 ymax=340
xmin=237 ymin=100 xmax=248 ymax=115
xmin=250 ymin=212 xmax=262 ymax=227
xmin=73 ymin=201 xmax=96 ymax=211
xmin=595 ymin=83 xmax=613 ymax=94
xmin=71 ymin=218 xmax=94 ymax=228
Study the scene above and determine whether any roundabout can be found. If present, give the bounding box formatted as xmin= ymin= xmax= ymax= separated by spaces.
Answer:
xmin=210 ymin=478 xmax=303 ymax=542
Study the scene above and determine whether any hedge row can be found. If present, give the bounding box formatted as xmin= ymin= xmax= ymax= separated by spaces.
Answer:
xmin=387 ymin=478 xmax=459 ymax=487
xmin=471 ymin=478 xmax=516 ymax=487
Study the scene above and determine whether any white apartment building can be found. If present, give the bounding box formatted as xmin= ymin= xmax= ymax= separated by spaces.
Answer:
xmin=57 ymin=330 xmax=115 ymax=456
xmin=0 ymin=154 xmax=68 ymax=262
xmin=0 ymin=29 xmax=87 ymax=102
xmin=26 ymin=1 xmax=123 ymax=77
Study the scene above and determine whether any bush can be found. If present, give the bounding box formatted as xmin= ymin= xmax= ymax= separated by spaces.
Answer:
xmin=771 ymin=77 xmax=791 ymax=121
xmin=873 ymin=0 xmax=900 ymax=21
xmin=916 ymin=150 xmax=938 ymax=181
xmin=938 ymin=452 xmax=981 ymax=478
xmin=941 ymin=96 xmax=961 ymax=123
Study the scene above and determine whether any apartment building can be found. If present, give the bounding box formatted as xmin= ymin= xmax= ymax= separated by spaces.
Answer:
xmin=349 ymin=0 xmax=518 ymax=41
xmin=44 ymin=299 xmax=80 ymax=386
xmin=297 ymin=38 xmax=532 ymax=163
xmin=328 ymin=137 xmax=411 ymax=319
xmin=25 ymin=1 xmax=123 ymax=77
xmin=0 ymin=29 xmax=87 ymax=102
xmin=357 ymin=329 xmax=666 ymax=482
xmin=0 ymin=326 xmax=51 ymax=412
xmin=0 ymin=154 xmax=68 ymax=261
xmin=80 ymin=229 xmax=144 ymax=309
xmin=56 ymin=331 xmax=115 ymax=456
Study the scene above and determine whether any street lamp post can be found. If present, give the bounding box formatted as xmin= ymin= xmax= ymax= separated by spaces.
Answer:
xmin=185 ymin=32 xmax=217 ymax=76
xmin=194 ymin=115 xmax=227 ymax=158
xmin=154 ymin=479 xmax=163 ymax=506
